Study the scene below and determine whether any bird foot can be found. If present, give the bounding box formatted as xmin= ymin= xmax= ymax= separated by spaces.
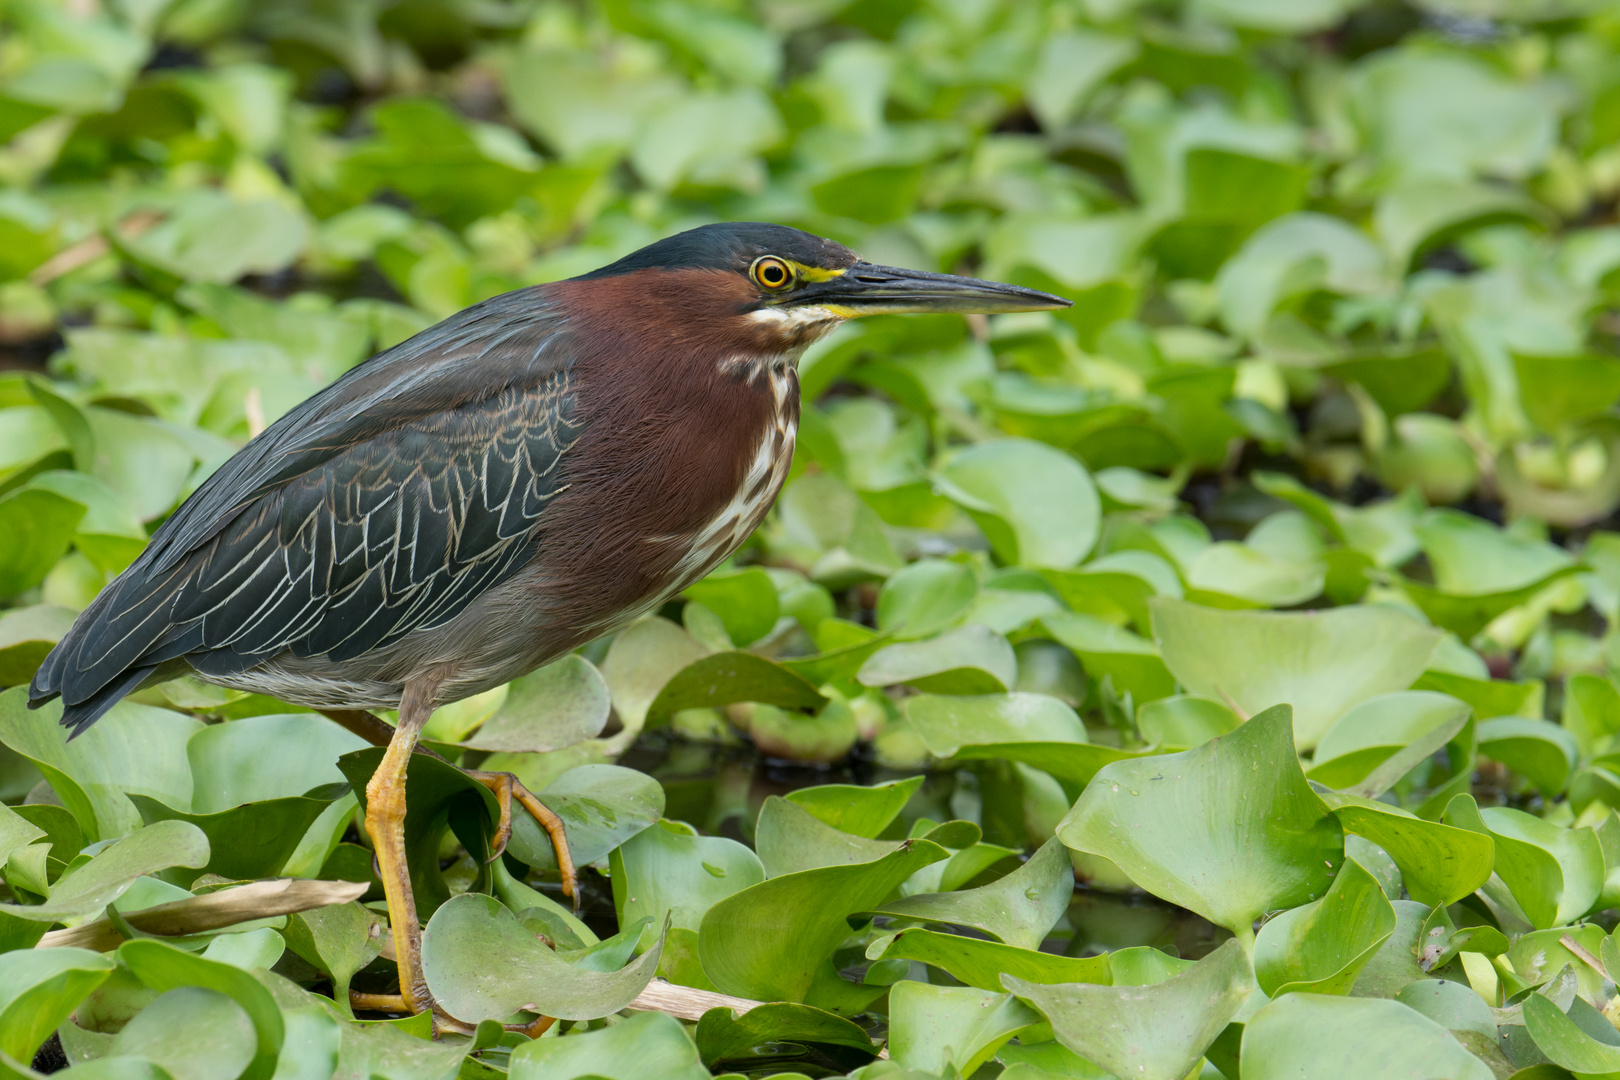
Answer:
xmin=461 ymin=769 xmax=579 ymax=913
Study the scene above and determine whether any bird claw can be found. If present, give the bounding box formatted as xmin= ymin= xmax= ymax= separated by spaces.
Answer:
xmin=463 ymin=769 xmax=579 ymax=911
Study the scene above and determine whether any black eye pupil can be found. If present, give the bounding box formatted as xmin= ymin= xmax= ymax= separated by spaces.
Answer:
xmin=760 ymin=261 xmax=786 ymax=285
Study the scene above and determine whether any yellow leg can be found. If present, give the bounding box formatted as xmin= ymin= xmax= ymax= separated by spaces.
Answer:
xmin=364 ymin=678 xmax=437 ymax=1017
xmin=463 ymin=769 xmax=579 ymax=912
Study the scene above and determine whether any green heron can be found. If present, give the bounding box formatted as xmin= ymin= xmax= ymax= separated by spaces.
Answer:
xmin=29 ymin=222 xmax=1069 ymax=1026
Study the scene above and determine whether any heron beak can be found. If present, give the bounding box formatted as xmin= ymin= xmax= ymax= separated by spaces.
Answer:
xmin=782 ymin=261 xmax=1072 ymax=316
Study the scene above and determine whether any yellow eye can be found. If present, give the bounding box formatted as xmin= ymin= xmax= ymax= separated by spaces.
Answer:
xmin=751 ymin=256 xmax=794 ymax=290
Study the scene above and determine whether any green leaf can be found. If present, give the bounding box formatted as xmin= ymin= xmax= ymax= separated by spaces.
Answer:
xmin=120 ymin=192 xmax=308 ymax=284
xmin=117 ymin=939 xmax=283 ymax=1080
xmin=1240 ymin=992 xmax=1495 ymax=1079
xmin=421 ymin=893 xmax=664 ymax=1025
xmin=610 ymin=819 xmax=765 ymax=951
xmin=1004 ymin=939 xmax=1253 ymax=1080
xmin=108 ymin=987 xmax=256 ymax=1080
xmin=647 ymin=651 xmax=826 ymax=719
xmin=869 ymin=927 xmax=1111 ymax=991
xmin=1401 ymin=510 xmax=1580 ymax=639
xmin=1443 ymin=795 xmax=1603 ymax=929
xmin=0 ymin=820 xmax=208 ymax=922
xmin=0 ymin=689 xmax=202 ymax=841
xmin=0 ymin=604 xmax=75 ymax=688
xmin=904 ymin=692 xmax=1086 ymax=756
xmin=463 ymin=655 xmax=610 ymax=752
xmin=875 ymin=559 xmax=977 ymax=638
xmin=1135 ymin=695 xmax=1240 ymax=748
xmin=858 ymin=624 xmax=1016 ymax=695
xmin=784 ymin=777 xmax=922 ymax=838
xmin=1319 ymin=792 xmax=1493 ymax=908
xmin=1253 ymin=859 xmax=1397 ymax=996
xmin=281 ymin=902 xmax=385 ymax=1012
xmin=507 ymin=763 xmax=663 ymax=871
xmin=506 ymin=1009 xmax=709 ymax=1080
xmin=696 ymin=1003 xmax=877 ymax=1075
xmin=599 ymin=617 xmax=709 ymax=736
xmin=1523 ymin=988 xmax=1620 ymax=1072
xmin=888 ymin=983 xmax=1041 ymax=1077
xmin=934 ymin=439 xmax=1100 ymax=569
xmin=1041 ymin=551 xmax=1182 ymax=635
xmin=1042 ymin=611 xmax=1177 ymax=704
xmin=0 ymin=947 xmax=114 ymax=1062
xmin=1151 ymin=599 xmax=1442 ymax=749
xmin=1477 ymin=716 xmax=1578 ymax=796
xmin=1514 ymin=353 xmax=1620 ymax=432
xmin=1308 ymin=691 xmax=1472 ymax=797
xmin=697 ymin=839 xmax=948 ymax=1004
xmin=755 ymin=796 xmax=898 ymax=878
xmin=868 ymin=838 xmax=1073 ymax=951
xmin=0 ymin=487 xmax=83 ymax=598
xmin=685 ymin=569 xmax=780 ymax=646
xmin=1057 ymin=704 xmax=1342 ymax=938
xmin=130 ymin=793 xmax=339 ymax=883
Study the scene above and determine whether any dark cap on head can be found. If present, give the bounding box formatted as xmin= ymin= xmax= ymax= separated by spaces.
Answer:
xmin=576 ymin=222 xmax=859 ymax=278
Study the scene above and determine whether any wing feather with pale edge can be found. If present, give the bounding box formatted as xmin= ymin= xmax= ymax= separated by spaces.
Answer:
xmin=31 ymin=288 xmax=579 ymax=733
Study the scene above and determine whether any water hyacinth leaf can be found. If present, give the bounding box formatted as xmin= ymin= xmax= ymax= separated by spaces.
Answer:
xmin=871 ymin=927 xmax=1112 ymax=991
xmin=463 ymin=655 xmax=610 ymax=752
xmin=0 ymin=802 xmax=43 ymax=865
xmin=1136 ymin=695 xmax=1241 ymax=748
xmin=1563 ymin=672 xmax=1620 ymax=757
xmin=1252 ymin=859 xmax=1396 ymax=996
xmin=869 ymin=838 xmax=1073 ymax=951
xmin=905 ymin=692 xmax=1087 ymax=756
xmin=698 ymin=839 xmax=948 ymax=1003
xmin=610 ymin=820 xmax=765 ymax=951
xmin=1308 ymin=692 xmax=1471 ymax=793
xmin=1400 ymin=509 xmax=1581 ymax=638
xmin=1319 ymin=792 xmax=1493 ymax=908
xmin=647 ymin=651 xmax=826 ymax=719
xmin=1151 ymin=600 xmax=1442 ymax=749
xmin=0 ymin=604 xmax=75 ymax=688
xmin=1240 ymin=992 xmax=1495 ymax=1080
xmin=755 ymin=796 xmax=898 ymax=877
xmin=1443 ymin=794 xmax=1601 ymax=929
xmin=117 ymin=939 xmax=283 ymax=1080
xmin=507 ymin=763 xmax=663 ymax=871
xmin=130 ymin=792 xmax=339 ymax=883
xmin=108 ymin=986 xmax=256 ymax=1080
xmin=1476 ymin=716 xmax=1579 ymax=796
xmin=857 ymin=624 xmax=1016 ymax=695
xmin=1058 ymin=705 xmax=1341 ymax=938
xmin=327 ymin=1014 xmax=467 ymax=1080
xmin=1183 ymin=541 xmax=1325 ymax=608
xmin=0 ymin=820 xmax=208 ymax=921
xmin=1004 ymin=939 xmax=1252 ymax=1080
xmin=1523 ymin=990 xmax=1620 ymax=1073
xmin=934 ymin=438 xmax=1100 ymax=569
xmin=0 ymin=947 xmax=114 ymax=1061
xmin=506 ymin=1009 xmax=709 ymax=1080
xmin=952 ymin=741 xmax=1160 ymax=793
xmin=0 ymin=486 xmax=83 ymax=598
xmin=598 ymin=617 xmax=708 ymax=734
xmin=0 ymin=690 xmax=202 ymax=841
xmin=282 ymin=902 xmax=385 ymax=1011
xmin=784 ymin=776 xmax=922 ymax=838
xmin=183 ymin=713 xmax=367 ymax=811
xmin=1041 ymin=550 xmax=1182 ymax=634
xmin=1042 ymin=611 xmax=1177 ymax=703
xmin=118 ymin=193 xmax=308 ymax=284
xmin=875 ymin=559 xmax=978 ymax=637
xmin=684 ymin=568 xmax=780 ymax=646
xmin=888 ymin=982 xmax=1041 ymax=1077
xmin=696 ymin=1002 xmax=878 ymax=1075
xmin=421 ymin=893 xmax=664 ymax=1024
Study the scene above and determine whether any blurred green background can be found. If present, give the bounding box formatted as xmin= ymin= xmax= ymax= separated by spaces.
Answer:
xmin=14 ymin=0 xmax=1620 ymax=1075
